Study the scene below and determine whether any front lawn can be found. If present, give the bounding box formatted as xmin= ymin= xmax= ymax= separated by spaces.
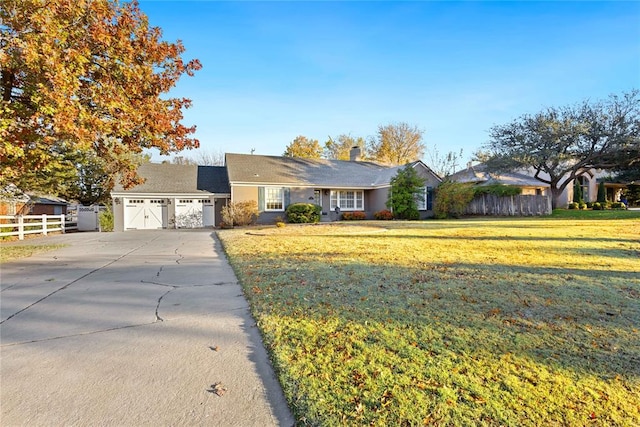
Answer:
xmin=550 ymin=208 xmax=640 ymax=220
xmin=219 ymin=218 xmax=640 ymax=426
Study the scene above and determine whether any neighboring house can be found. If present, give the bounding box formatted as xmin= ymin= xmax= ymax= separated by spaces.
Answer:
xmin=454 ymin=164 xmax=635 ymax=208
xmin=592 ymin=170 xmax=629 ymax=204
xmin=28 ymin=195 xmax=69 ymax=215
xmin=0 ymin=185 xmax=68 ymax=216
xmin=449 ymin=163 xmax=551 ymax=195
xmin=448 ymin=163 xmax=553 ymax=216
xmin=519 ymin=167 xmax=605 ymax=207
xmin=111 ymin=163 xmax=230 ymax=231
xmin=0 ymin=185 xmax=30 ymax=215
xmin=225 ymin=149 xmax=442 ymax=223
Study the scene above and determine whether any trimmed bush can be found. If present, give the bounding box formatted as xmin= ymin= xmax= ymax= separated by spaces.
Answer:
xmin=374 ymin=209 xmax=394 ymax=220
xmin=568 ymin=202 xmax=579 ymax=210
xmin=592 ymin=202 xmax=603 ymax=210
xmin=342 ymin=211 xmax=366 ymax=220
xmin=611 ymin=202 xmax=627 ymax=210
xmin=286 ymin=203 xmax=321 ymax=223
xmin=578 ymin=202 xmax=587 ymax=210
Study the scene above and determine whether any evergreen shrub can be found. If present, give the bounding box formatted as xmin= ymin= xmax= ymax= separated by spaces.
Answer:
xmin=286 ymin=203 xmax=321 ymax=223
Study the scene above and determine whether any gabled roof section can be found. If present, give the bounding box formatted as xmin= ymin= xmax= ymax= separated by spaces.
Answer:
xmin=225 ymin=153 xmax=399 ymax=188
xmin=197 ymin=166 xmax=231 ymax=193
xmin=113 ymin=163 xmax=230 ymax=194
xmin=407 ymin=160 xmax=444 ymax=183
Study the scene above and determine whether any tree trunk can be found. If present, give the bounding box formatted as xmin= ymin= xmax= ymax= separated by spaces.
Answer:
xmin=551 ymin=187 xmax=565 ymax=209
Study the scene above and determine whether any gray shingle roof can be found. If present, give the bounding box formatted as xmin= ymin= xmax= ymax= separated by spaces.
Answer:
xmin=225 ymin=153 xmax=402 ymax=188
xmin=113 ymin=163 xmax=230 ymax=194
xmin=449 ymin=163 xmax=550 ymax=188
xmin=197 ymin=166 xmax=231 ymax=193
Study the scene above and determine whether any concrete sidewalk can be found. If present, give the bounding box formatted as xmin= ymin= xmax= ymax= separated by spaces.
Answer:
xmin=0 ymin=230 xmax=294 ymax=426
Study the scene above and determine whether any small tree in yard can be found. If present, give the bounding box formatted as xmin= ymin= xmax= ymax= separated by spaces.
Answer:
xmin=434 ymin=181 xmax=475 ymax=219
xmin=597 ymin=181 xmax=606 ymax=203
xmin=573 ymin=180 xmax=583 ymax=203
xmin=387 ymin=166 xmax=425 ymax=220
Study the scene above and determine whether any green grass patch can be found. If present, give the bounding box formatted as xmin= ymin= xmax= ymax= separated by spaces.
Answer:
xmin=550 ymin=208 xmax=640 ymax=220
xmin=219 ymin=219 xmax=640 ymax=426
xmin=0 ymin=244 xmax=66 ymax=262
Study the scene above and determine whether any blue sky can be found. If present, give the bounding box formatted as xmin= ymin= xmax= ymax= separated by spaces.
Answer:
xmin=140 ymin=1 xmax=640 ymax=166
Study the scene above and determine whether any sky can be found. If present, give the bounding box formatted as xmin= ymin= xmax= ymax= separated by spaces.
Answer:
xmin=139 ymin=0 xmax=640 ymax=166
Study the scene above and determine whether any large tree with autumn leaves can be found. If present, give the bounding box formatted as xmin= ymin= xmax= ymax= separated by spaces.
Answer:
xmin=0 ymin=0 xmax=201 ymax=196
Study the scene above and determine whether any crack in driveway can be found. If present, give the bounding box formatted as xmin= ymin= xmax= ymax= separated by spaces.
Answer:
xmin=0 ymin=237 xmax=161 ymax=326
xmin=0 ymin=322 xmax=158 ymax=347
xmin=144 ymin=281 xmax=241 ymax=322
xmin=2 ymin=280 xmax=247 ymax=346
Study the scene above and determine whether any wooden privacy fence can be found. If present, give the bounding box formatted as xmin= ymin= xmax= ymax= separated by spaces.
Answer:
xmin=465 ymin=194 xmax=552 ymax=216
xmin=0 ymin=214 xmax=78 ymax=240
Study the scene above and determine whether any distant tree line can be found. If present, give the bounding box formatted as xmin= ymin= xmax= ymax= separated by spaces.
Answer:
xmin=282 ymin=122 xmax=464 ymax=177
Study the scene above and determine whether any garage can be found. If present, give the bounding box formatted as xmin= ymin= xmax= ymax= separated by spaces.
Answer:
xmin=111 ymin=164 xmax=230 ymax=232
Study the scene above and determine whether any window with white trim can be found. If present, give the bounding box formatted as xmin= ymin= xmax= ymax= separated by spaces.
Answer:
xmin=416 ymin=187 xmax=427 ymax=210
xmin=330 ymin=190 xmax=364 ymax=211
xmin=265 ymin=187 xmax=284 ymax=211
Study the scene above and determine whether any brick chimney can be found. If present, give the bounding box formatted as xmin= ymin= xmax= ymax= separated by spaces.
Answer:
xmin=349 ymin=146 xmax=362 ymax=161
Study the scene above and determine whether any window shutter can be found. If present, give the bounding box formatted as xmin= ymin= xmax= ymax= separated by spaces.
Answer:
xmin=284 ymin=188 xmax=290 ymax=208
xmin=427 ymin=187 xmax=434 ymax=210
xmin=258 ymin=187 xmax=265 ymax=212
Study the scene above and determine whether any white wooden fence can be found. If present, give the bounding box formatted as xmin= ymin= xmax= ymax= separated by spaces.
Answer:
xmin=0 ymin=214 xmax=78 ymax=240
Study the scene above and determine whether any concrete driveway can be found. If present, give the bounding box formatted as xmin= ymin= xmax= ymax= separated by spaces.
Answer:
xmin=0 ymin=230 xmax=293 ymax=426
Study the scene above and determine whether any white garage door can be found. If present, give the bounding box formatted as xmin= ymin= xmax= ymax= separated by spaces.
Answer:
xmin=174 ymin=199 xmax=207 ymax=228
xmin=125 ymin=199 xmax=166 ymax=230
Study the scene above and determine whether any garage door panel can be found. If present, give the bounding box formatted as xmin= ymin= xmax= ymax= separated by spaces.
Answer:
xmin=147 ymin=200 xmax=164 ymax=229
xmin=174 ymin=199 xmax=204 ymax=228
xmin=125 ymin=200 xmax=146 ymax=230
xmin=125 ymin=199 xmax=167 ymax=230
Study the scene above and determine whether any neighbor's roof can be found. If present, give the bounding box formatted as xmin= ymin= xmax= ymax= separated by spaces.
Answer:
xmin=113 ymin=163 xmax=230 ymax=194
xmin=449 ymin=163 xmax=550 ymax=188
xmin=225 ymin=153 xmax=418 ymax=188
xmin=28 ymin=195 xmax=68 ymax=205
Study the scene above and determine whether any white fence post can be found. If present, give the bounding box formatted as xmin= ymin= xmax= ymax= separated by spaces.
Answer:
xmin=18 ymin=215 xmax=24 ymax=240
xmin=42 ymin=213 xmax=48 ymax=235
xmin=61 ymin=213 xmax=66 ymax=234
